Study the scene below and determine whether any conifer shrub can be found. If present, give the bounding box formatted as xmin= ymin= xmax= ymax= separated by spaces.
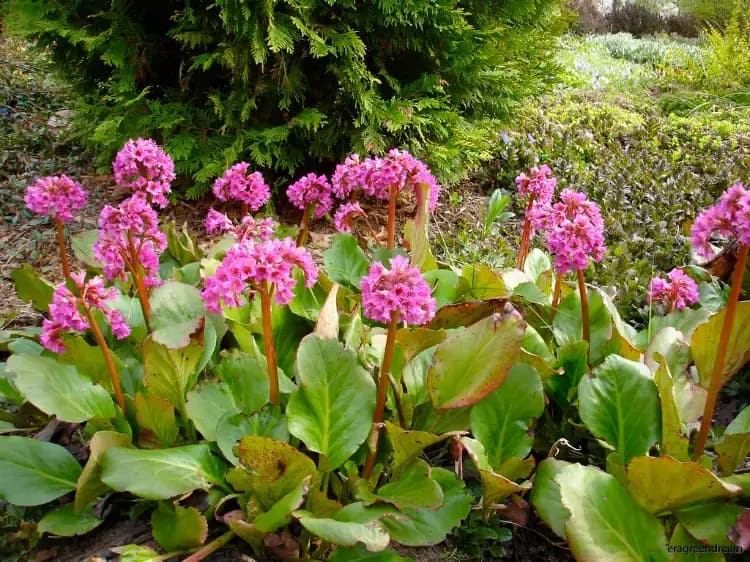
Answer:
xmin=5 ymin=0 xmax=562 ymax=197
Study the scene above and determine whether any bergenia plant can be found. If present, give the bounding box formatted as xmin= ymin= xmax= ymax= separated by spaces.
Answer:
xmin=212 ymin=162 xmax=271 ymax=217
xmin=24 ymin=174 xmax=87 ymax=280
xmin=286 ymin=173 xmax=334 ymax=246
xmin=360 ymin=255 xmax=436 ymax=477
xmin=647 ymin=268 xmax=699 ymax=313
xmin=113 ymin=138 xmax=175 ymax=208
xmin=532 ymin=189 xmax=606 ymax=352
xmin=41 ymin=272 xmax=129 ymax=410
xmin=93 ymin=194 xmax=167 ymax=329
xmin=515 ymin=164 xmax=556 ymax=270
xmin=202 ymin=237 xmax=317 ymax=404
xmin=690 ymin=182 xmax=750 ymax=459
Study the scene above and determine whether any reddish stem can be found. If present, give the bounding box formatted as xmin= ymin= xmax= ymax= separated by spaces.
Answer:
xmin=550 ymin=271 xmax=564 ymax=322
xmin=183 ymin=531 xmax=235 ymax=562
xmin=55 ymin=219 xmax=72 ymax=281
xmin=241 ymin=202 xmax=249 ymax=218
xmin=260 ymin=285 xmax=280 ymax=406
xmin=577 ymin=270 xmax=590 ymax=349
xmin=126 ymin=232 xmax=152 ymax=331
xmin=82 ymin=304 xmax=125 ymax=411
xmin=693 ymin=243 xmax=748 ymax=460
xmin=387 ymin=184 xmax=398 ymax=249
xmin=296 ymin=205 xmax=313 ymax=247
xmin=516 ymin=194 xmax=537 ymax=270
xmin=363 ymin=314 xmax=399 ymax=478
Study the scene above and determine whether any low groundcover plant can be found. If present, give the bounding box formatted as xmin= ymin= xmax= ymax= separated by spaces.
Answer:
xmin=1 ymin=143 xmax=749 ymax=561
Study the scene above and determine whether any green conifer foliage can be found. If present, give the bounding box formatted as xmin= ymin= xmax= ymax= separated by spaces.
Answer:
xmin=6 ymin=0 xmax=561 ymax=196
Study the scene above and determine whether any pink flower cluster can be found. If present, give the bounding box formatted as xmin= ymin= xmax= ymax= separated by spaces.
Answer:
xmin=94 ymin=194 xmax=167 ymax=287
xmin=41 ymin=272 xmax=130 ymax=353
xmin=113 ymin=138 xmax=175 ymax=208
xmin=531 ymin=189 xmax=607 ymax=273
xmin=333 ymin=202 xmax=366 ymax=233
xmin=202 ymin=237 xmax=318 ymax=312
xmin=647 ymin=268 xmax=699 ymax=311
xmin=360 ymin=255 xmax=436 ymax=325
xmin=691 ymin=183 xmax=750 ymax=259
xmin=212 ymin=163 xmax=271 ymax=212
xmin=205 ymin=208 xmax=275 ymax=242
xmin=24 ymin=175 xmax=87 ymax=223
xmin=515 ymin=164 xmax=556 ymax=206
xmin=287 ymin=173 xmax=334 ymax=218
xmin=331 ymin=150 xmax=441 ymax=212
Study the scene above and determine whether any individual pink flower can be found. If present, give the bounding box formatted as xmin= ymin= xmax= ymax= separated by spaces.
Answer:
xmin=360 ymin=255 xmax=436 ymax=325
xmin=93 ymin=194 xmax=167 ymax=288
xmin=201 ymin=237 xmax=318 ymax=312
xmin=533 ymin=189 xmax=606 ymax=273
xmin=647 ymin=268 xmax=699 ymax=311
xmin=41 ymin=272 xmax=130 ymax=352
xmin=212 ymin=163 xmax=271 ymax=212
xmin=691 ymin=183 xmax=750 ymax=259
xmin=24 ymin=175 xmax=87 ymax=223
xmin=287 ymin=173 xmax=334 ymax=218
xmin=113 ymin=138 xmax=175 ymax=208
xmin=334 ymin=202 xmax=367 ymax=233
xmin=515 ymin=164 xmax=556 ymax=207
xmin=205 ymin=208 xmax=275 ymax=242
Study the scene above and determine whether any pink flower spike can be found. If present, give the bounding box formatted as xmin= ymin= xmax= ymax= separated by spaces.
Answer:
xmin=201 ymin=237 xmax=318 ymax=313
xmin=205 ymin=208 xmax=234 ymax=234
xmin=359 ymin=150 xmax=441 ymax=212
xmin=334 ymin=202 xmax=367 ymax=233
xmin=535 ymin=189 xmax=606 ymax=274
xmin=360 ymin=255 xmax=436 ymax=325
xmin=212 ymin=163 xmax=270 ymax=211
xmin=515 ymin=164 xmax=556 ymax=206
xmin=287 ymin=173 xmax=334 ymax=218
xmin=332 ymin=154 xmax=366 ymax=199
xmin=647 ymin=268 xmax=699 ymax=311
xmin=205 ymin=208 xmax=275 ymax=242
xmin=93 ymin=194 xmax=167 ymax=288
xmin=113 ymin=138 xmax=175 ymax=208
xmin=40 ymin=271 xmax=130 ymax=353
xmin=691 ymin=183 xmax=750 ymax=259
xmin=25 ymin=175 xmax=87 ymax=223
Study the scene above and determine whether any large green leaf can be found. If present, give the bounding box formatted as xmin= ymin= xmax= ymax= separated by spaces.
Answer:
xmin=323 ymin=233 xmax=370 ymax=290
xmin=10 ymin=264 xmax=54 ymax=312
xmin=7 ymin=354 xmax=116 ymax=422
xmin=675 ymin=502 xmax=745 ymax=547
xmin=403 ymin=184 xmax=437 ymax=272
xmin=75 ymin=431 xmax=131 ymax=511
xmin=296 ymin=512 xmax=390 ymax=552
xmin=691 ymin=302 xmax=750 ymax=387
xmin=329 ymin=545 xmax=414 ymax=562
xmin=227 ymin=435 xmax=316 ymax=509
xmin=143 ymin=337 xmax=203 ymax=414
xmin=37 ymin=504 xmax=102 ymax=537
xmin=461 ymin=438 xmax=531 ymax=508
xmin=134 ymin=392 xmax=178 ymax=449
xmin=0 ymin=436 xmax=82 ymax=506
xmin=57 ymin=336 xmax=126 ymax=390
xmin=652 ymin=358 xmax=690 ymax=461
xmin=358 ymin=460 xmax=443 ymax=510
xmin=557 ymin=463 xmax=670 ymax=561
xmin=529 ymin=458 xmax=570 ymax=538
xmin=384 ymin=422 xmax=453 ymax=476
xmin=627 ymin=456 xmax=741 ymax=514
xmin=716 ymin=405 xmax=750 ymax=475
xmin=101 ymin=444 xmax=223 ymax=500
xmin=149 ymin=281 xmax=206 ymax=349
xmin=455 ymin=264 xmax=508 ymax=300
xmin=578 ymin=355 xmax=660 ymax=465
xmin=255 ymin=476 xmax=311 ymax=533
xmin=427 ymin=305 xmax=525 ymax=410
xmin=214 ymin=349 xmax=269 ymax=414
xmin=635 ymin=308 xmax=712 ymax=349
xmin=670 ymin=524 xmax=724 ymax=562
xmin=185 ymin=381 xmax=236 ymax=441
xmin=546 ymin=340 xmax=589 ymax=406
xmin=287 ymin=335 xmax=376 ymax=469
xmin=470 ymin=363 xmax=543 ymax=470
xmin=289 ymin=270 xmax=331 ymax=322
xmin=151 ymin=503 xmax=208 ymax=551
xmin=70 ymin=229 xmax=103 ymax=268
xmin=380 ymin=468 xmax=472 ymax=547
xmin=427 ymin=298 xmax=510 ymax=330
